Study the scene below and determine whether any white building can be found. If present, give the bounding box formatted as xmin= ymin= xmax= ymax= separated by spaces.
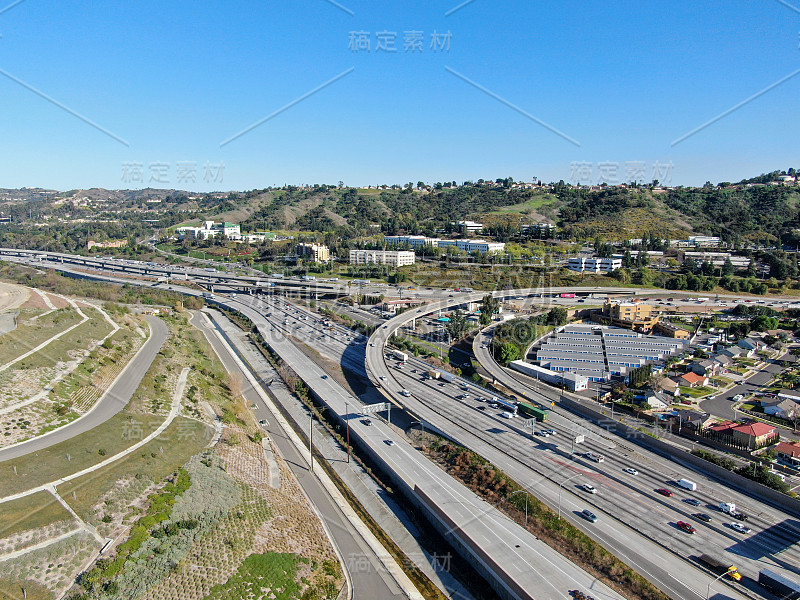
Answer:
xmin=568 ymin=256 xmax=622 ymax=273
xmin=176 ymin=221 xmax=241 ymax=240
xmin=349 ymin=249 xmax=416 ymax=267
xmin=683 ymin=251 xmax=750 ymax=268
xmin=383 ymin=235 xmax=504 ymax=254
xmin=455 ymin=220 xmax=484 ymax=234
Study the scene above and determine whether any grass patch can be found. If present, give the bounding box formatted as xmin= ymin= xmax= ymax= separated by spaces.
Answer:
xmin=0 ymin=491 xmax=73 ymax=539
xmin=0 ymin=308 xmax=83 ymax=366
xmin=0 ymin=578 xmax=51 ymax=600
xmin=0 ymin=412 xmax=167 ymax=497
xmin=57 ymin=417 xmax=211 ymax=520
xmin=678 ymin=386 xmax=714 ymax=398
xmin=205 ymin=552 xmax=304 ymax=600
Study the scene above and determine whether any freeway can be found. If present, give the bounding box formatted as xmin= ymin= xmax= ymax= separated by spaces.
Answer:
xmin=219 ymin=294 xmax=626 ymax=600
xmin=0 ymin=315 xmax=167 ymax=462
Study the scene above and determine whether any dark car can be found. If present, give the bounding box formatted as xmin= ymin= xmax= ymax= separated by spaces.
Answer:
xmin=656 ymin=488 xmax=673 ymax=497
xmin=694 ymin=513 xmax=713 ymax=522
xmin=581 ymin=509 xmax=598 ymax=523
xmin=682 ymin=498 xmax=701 ymax=507
xmin=733 ymin=512 xmax=749 ymax=521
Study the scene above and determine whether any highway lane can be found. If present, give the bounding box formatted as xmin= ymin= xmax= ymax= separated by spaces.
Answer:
xmin=191 ymin=310 xmax=407 ymax=600
xmin=256 ymin=295 xmax=754 ymax=599
xmin=220 ymin=295 xmax=626 ymax=600
xmin=253 ymin=293 xmax=800 ymax=587
xmin=0 ymin=316 xmax=167 ymax=463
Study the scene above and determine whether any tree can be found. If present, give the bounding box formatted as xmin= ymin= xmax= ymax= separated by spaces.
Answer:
xmin=722 ymin=257 xmax=735 ymax=277
xmin=498 ymin=342 xmax=522 ymax=365
xmin=480 ymin=294 xmax=500 ymax=321
xmin=444 ymin=309 xmax=470 ymax=340
xmin=546 ymin=307 xmax=568 ymax=326
xmin=751 ymin=315 xmax=779 ymax=332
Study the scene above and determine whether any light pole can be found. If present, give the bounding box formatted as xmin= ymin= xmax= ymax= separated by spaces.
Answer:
xmin=345 ymin=401 xmax=350 ymax=464
xmin=558 ymin=471 xmax=584 ymax=519
xmin=309 ymin=411 xmax=314 ymax=473
xmin=508 ymin=489 xmax=529 ymax=527
xmin=706 ymin=569 xmax=734 ymax=599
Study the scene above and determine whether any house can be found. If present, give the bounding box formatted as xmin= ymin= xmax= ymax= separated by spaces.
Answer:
xmin=761 ymin=398 xmax=797 ymax=419
xmin=642 ymin=391 xmax=671 ymax=411
xmin=711 ymin=355 xmax=733 ymax=371
xmin=680 ymin=372 xmax=709 ymax=388
xmin=660 ymin=377 xmax=681 ymax=396
xmin=690 ymin=360 xmax=718 ymax=377
xmin=705 ymin=420 xmax=779 ymax=449
xmin=721 ymin=346 xmax=752 ymax=359
xmin=738 ymin=337 xmax=763 ymax=352
xmin=775 ymin=441 xmax=800 ymax=468
xmin=778 ymin=389 xmax=800 ymax=402
xmin=671 ymin=409 xmax=713 ymax=432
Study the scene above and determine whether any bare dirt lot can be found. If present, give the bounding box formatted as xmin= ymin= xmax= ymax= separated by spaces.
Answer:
xmin=0 ymin=282 xmax=30 ymax=313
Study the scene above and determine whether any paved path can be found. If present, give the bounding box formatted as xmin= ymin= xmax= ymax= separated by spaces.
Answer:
xmin=0 ymin=316 xmax=166 ymax=463
xmin=0 ymin=366 xmax=190 ymax=505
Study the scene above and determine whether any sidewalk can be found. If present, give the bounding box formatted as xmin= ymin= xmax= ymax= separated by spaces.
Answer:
xmin=205 ymin=309 xmax=474 ymax=600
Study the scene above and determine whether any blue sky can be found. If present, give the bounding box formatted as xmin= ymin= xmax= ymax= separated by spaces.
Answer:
xmin=1 ymin=0 xmax=798 ymax=191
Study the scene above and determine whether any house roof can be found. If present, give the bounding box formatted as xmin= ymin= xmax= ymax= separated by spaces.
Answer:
xmin=731 ymin=422 xmax=776 ymax=437
xmin=713 ymin=355 xmax=733 ymax=365
xmin=680 ymin=372 xmax=707 ymax=385
xmin=661 ymin=378 xmax=680 ymax=389
xmin=776 ymin=441 xmax=800 ymax=458
xmin=708 ymin=420 xmax=737 ymax=433
xmin=779 ymin=389 xmax=800 ymax=399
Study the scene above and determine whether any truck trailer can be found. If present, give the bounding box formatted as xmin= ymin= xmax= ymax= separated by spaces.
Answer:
xmin=392 ymin=350 xmax=409 ymax=363
xmin=759 ymin=569 xmax=800 ymax=599
xmin=697 ymin=554 xmax=742 ymax=581
xmin=677 ymin=478 xmax=697 ymax=491
xmin=518 ymin=401 xmax=548 ymax=422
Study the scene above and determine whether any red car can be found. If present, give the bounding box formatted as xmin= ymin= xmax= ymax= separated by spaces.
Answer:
xmin=656 ymin=488 xmax=673 ymax=497
xmin=676 ymin=521 xmax=697 ymax=534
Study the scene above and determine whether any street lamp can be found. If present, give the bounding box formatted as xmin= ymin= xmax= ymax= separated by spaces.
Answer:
xmin=344 ymin=401 xmax=350 ymax=464
xmin=558 ymin=471 xmax=584 ymax=519
xmin=706 ymin=568 xmax=735 ymax=599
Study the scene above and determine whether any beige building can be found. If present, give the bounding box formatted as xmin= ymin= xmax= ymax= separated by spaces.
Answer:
xmin=594 ymin=300 xmax=659 ymax=332
xmin=296 ymin=243 xmax=330 ymax=262
xmin=349 ymin=249 xmax=415 ymax=267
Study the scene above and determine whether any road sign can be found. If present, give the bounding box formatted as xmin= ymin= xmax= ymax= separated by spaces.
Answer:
xmin=362 ymin=402 xmax=390 ymax=414
xmin=574 ymin=435 xmax=585 ymax=444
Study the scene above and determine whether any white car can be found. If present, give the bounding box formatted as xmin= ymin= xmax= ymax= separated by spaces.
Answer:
xmin=623 ymin=468 xmax=639 ymax=476
xmin=582 ymin=484 xmax=598 ymax=494
xmin=732 ymin=394 xmax=744 ymax=402
xmin=729 ymin=522 xmax=751 ymax=534
xmin=400 ymin=390 xmax=411 ymax=397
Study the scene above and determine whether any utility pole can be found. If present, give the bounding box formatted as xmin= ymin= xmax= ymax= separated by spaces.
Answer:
xmin=309 ymin=412 xmax=314 ymax=473
xmin=345 ymin=401 xmax=350 ymax=464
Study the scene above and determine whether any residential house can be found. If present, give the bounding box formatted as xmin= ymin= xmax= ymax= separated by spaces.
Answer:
xmin=711 ymin=355 xmax=733 ymax=371
xmin=705 ymin=420 xmax=779 ymax=449
xmin=680 ymin=372 xmax=709 ymax=388
xmin=691 ymin=360 xmax=719 ymax=377
xmin=660 ymin=377 xmax=681 ymax=396
xmin=775 ymin=441 xmax=800 ymax=468
xmin=642 ymin=391 xmax=671 ymax=411
xmin=738 ymin=337 xmax=763 ymax=352
xmin=761 ymin=397 xmax=797 ymax=419
xmin=671 ymin=409 xmax=713 ymax=432
xmin=778 ymin=389 xmax=800 ymax=402
xmin=721 ymin=346 xmax=752 ymax=359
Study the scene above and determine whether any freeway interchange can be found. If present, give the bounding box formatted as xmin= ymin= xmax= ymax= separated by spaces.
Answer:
xmin=1 ymin=247 xmax=799 ymax=600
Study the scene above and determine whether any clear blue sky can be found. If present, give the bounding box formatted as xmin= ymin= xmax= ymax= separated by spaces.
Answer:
xmin=1 ymin=0 xmax=798 ymax=191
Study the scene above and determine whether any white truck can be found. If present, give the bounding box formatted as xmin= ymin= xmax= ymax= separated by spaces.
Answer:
xmin=392 ymin=350 xmax=409 ymax=363
xmin=677 ymin=478 xmax=697 ymax=492
xmin=719 ymin=502 xmax=736 ymax=514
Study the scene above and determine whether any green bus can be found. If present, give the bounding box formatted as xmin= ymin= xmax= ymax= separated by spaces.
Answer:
xmin=518 ymin=401 xmax=548 ymax=422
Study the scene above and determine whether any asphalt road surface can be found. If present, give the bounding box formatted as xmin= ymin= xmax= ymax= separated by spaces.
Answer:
xmin=0 ymin=316 xmax=167 ymax=463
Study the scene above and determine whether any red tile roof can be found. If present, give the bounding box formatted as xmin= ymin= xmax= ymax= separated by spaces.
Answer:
xmin=776 ymin=441 xmax=800 ymax=458
xmin=731 ymin=422 xmax=775 ymax=437
xmin=680 ymin=372 xmax=707 ymax=385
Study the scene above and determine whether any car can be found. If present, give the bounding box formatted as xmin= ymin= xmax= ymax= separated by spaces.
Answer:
xmin=729 ymin=522 xmax=751 ymax=534
xmin=683 ymin=498 xmax=701 ymax=506
xmin=582 ymin=484 xmax=598 ymax=494
xmin=362 ymin=419 xmax=373 ymax=426
xmin=694 ymin=513 xmax=713 ymax=523
xmin=542 ymin=428 xmax=557 ymax=435
xmin=370 ymin=343 xmax=375 ymax=347
xmin=439 ymin=383 xmax=446 ymax=387
xmin=476 ymin=406 xmax=486 ymax=410
xmin=411 ymin=369 xmax=417 ymax=374
xmin=623 ymin=468 xmax=638 ymax=476
xmin=384 ymin=439 xmax=396 ymax=446
xmin=456 ymin=394 xmax=468 ymax=400
xmin=732 ymin=394 xmax=744 ymax=402
xmin=676 ymin=521 xmax=697 ymax=534
xmin=321 ymin=375 xmax=328 ymax=379
xmin=733 ymin=512 xmax=749 ymax=521
xmin=581 ymin=509 xmax=598 ymax=523
xmin=379 ymin=376 xmax=387 ymax=381
xmin=536 ymin=430 xmax=552 ymax=437
xmin=258 ymin=419 xmax=267 ymax=426
xmin=400 ymin=390 xmax=411 ymax=397
xmin=656 ymin=488 xmax=673 ymax=497
xmin=707 ymin=395 xmax=716 ymax=400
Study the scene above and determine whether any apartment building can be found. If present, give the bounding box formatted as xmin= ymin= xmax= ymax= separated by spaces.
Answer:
xmin=296 ymin=243 xmax=330 ymax=262
xmin=568 ymin=256 xmax=622 ymax=273
xmin=349 ymin=249 xmax=416 ymax=267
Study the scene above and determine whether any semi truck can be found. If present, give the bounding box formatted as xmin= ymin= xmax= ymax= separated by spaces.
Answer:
xmin=759 ymin=569 xmax=800 ymax=598
xmin=697 ymin=554 xmax=742 ymax=581
xmin=392 ymin=350 xmax=409 ymax=363
xmin=518 ymin=401 xmax=548 ymax=422
xmin=426 ymin=370 xmax=440 ymax=379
